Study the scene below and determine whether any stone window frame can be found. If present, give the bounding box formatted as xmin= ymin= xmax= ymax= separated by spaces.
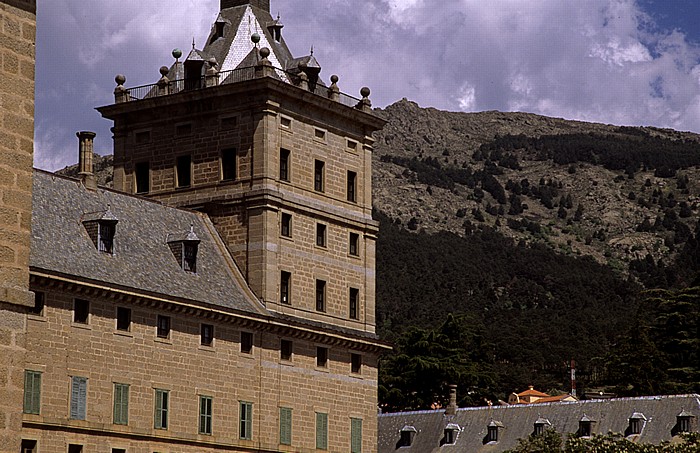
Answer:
xmin=156 ymin=314 xmax=171 ymax=340
xmin=220 ymin=148 xmax=237 ymax=182
xmin=316 ymin=223 xmax=327 ymax=248
xmin=115 ymin=306 xmax=131 ymax=333
xmin=198 ymin=395 xmax=213 ymax=435
xmin=280 ymin=339 xmax=293 ymax=362
xmin=73 ymin=299 xmax=90 ymax=325
xmin=281 ymin=212 xmax=292 ymax=239
xmin=349 ymin=232 xmax=360 ymax=257
xmin=350 ymin=353 xmax=362 ymax=375
xmin=349 ymin=287 xmax=359 ymax=320
xmin=314 ymin=159 xmax=325 ymax=192
xmin=346 ymin=138 xmax=359 ymax=154
xmin=280 ymin=271 xmax=292 ymax=305
xmin=313 ymin=127 xmax=327 ymax=143
xmin=154 ymin=388 xmax=170 ymax=430
xmin=239 ymin=401 xmax=253 ymax=440
xmin=280 ymin=115 xmax=293 ymax=131
xmin=134 ymin=161 xmax=150 ymax=194
xmin=279 ymin=148 xmax=291 ymax=182
xmin=175 ymin=154 xmax=192 ymax=188
xmin=175 ymin=121 xmax=193 ymax=137
xmin=347 ymin=170 xmax=358 ymax=203
xmin=200 ymin=323 xmax=214 ymax=348
xmin=315 ymin=279 xmax=327 ymax=312
xmin=240 ymin=331 xmax=254 ymax=354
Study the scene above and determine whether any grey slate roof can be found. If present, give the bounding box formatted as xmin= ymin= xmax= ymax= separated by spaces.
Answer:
xmin=30 ymin=170 xmax=267 ymax=315
xmin=378 ymin=394 xmax=700 ymax=452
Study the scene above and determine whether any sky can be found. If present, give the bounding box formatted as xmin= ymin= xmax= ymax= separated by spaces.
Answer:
xmin=34 ymin=0 xmax=700 ymax=171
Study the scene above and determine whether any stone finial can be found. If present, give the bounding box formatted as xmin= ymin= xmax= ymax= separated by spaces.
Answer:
xmin=114 ymin=74 xmax=128 ymax=103
xmin=205 ymin=58 xmax=220 ymax=87
xmin=157 ymin=66 xmax=171 ymax=96
xmin=77 ymin=131 xmax=97 ymax=190
xmin=328 ymin=74 xmax=340 ymax=101
xmin=357 ymin=86 xmax=372 ymax=112
xmin=255 ymin=47 xmax=274 ymax=78
xmin=298 ymin=71 xmax=309 ymax=91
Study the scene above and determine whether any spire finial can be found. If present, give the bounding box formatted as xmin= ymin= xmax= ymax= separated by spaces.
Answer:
xmin=310 ymin=45 xmax=314 ymax=56
xmin=192 ymin=37 xmax=196 ymax=50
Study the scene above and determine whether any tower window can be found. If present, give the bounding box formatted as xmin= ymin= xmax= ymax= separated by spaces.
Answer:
xmin=281 ymin=213 xmax=292 ymax=238
xmin=221 ymin=148 xmax=237 ymax=181
xmin=316 ymin=224 xmax=327 ymax=247
xmin=199 ymin=395 xmax=213 ymax=435
xmin=280 ymin=149 xmax=290 ymax=181
xmin=316 ymin=346 xmax=328 ymax=368
xmin=68 ymin=445 xmax=83 ymax=453
xmin=281 ymin=339 xmax=293 ymax=361
xmin=73 ymin=299 xmax=89 ymax=324
xmin=280 ymin=271 xmax=291 ymax=304
xmin=116 ymin=307 xmax=131 ymax=332
xmin=316 ymin=412 xmax=328 ymax=450
xmin=201 ymin=323 xmax=214 ymax=346
xmin=241 ymin=331 xmax=253 ymax=354
xmin=135 ymin=162 xmax=150 ymax=194
xmin=157 ymin=315 xmax=171 ymax=339
xmin=349 ymin=233 xmax=359 ymax=256
xmin=351 ymin=353 xmax=361 ymax=374
xmin=347 ymin=171 xmax=357 ymax=202
xmin=176 ymin=123 xmax=192 ymax=136
xmin=349 ymin=287 xmax=359 ymax=320
xmin=280 ymin=407 xmax=292 ymax=445
xmin=351 ymin=418 xmax=362 ymax=453
xmin=316 ymin=279 xmax=326 ymax=312
xmin=30 ymin=291 xmax=45 ymax=316
xmin=176 ymin=155 xmax=192 ymax=188
xmin=240 ymin=401 xmax=253 ymax=440
xmin=314 ymin=128 xmax=326 ymax=141
xmin=21 ymin=440 xmax=37 ymax=453
xmin=154 ymin=389 xmax=169 ymax=429
xmin=314 ymin=160 xmax=325 ymax=192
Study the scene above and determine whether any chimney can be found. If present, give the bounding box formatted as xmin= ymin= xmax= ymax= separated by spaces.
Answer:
xmin=221 ymin=0 xmax=270 ymax=12
xmin=77 ymin=131 xmax=97 ymax=190
xmin=445 ymin=384 xmax=458 ymax=415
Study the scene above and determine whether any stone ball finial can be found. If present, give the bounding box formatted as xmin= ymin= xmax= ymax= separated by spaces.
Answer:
xmin=360 ymin=87 xmax=371 ymax=98
xmin=251 ymin=32 xmax=261 ymax=44
xmin=259 ymin=47 xmax=270 ymax=59
xmin=159 ymin=66 xmax=169 ymax=76
xmin=330 ymin=75 xmax=339 ymax=83
xmin=208 ymin=57 xmax=218 ymax=68
xmin=115 ymin=74 xmax=126 ymax=86
xmin=172 ymin=48 xmax=182 ymax=60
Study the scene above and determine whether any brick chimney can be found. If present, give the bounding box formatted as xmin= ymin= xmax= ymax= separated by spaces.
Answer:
xmin=221 ymin=0 xmax=270 ymax=12
xmin=77 ymin=131 xmax=97 ymax=190
xmin=445 ymin=384 xmax=458 ymax=415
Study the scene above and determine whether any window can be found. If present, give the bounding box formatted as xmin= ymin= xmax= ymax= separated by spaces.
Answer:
xmin=30 ymin=291 xmax=44 ymax=316
xmin=281 ymin=213 xmax=292 ymax=238
xmin=487 ymin=424 xmax=499 ymax=442
xmin=400 ymin=427 xmax=416 ymax=447
xmin=112 ymin=449 xmax=126 ymax=453
xmin=241 ymin=331 xmax=253 ymax=354
xmin=444 ymin=428 xmax=457 ymax=445
xmin=347 ymin=139 xmax=358 ymax=152
xmin=317 ymin=346 xmax=328 ymax=368
xmin=176 ymin=155 xmax=192 ymax=188
xmin=135 ymin=130 xmax=150 ymax=145
xmin=135 ymin=162 xmax=150 ymax=194
xmin=176 ymin=123 xmax=192 ymax=136
xmin=21 ymin=439 xmax=37 ymax=453
xmin=116 ymin=307 xmax=131 ymax=332
xmin=316 ymin=224 xmax=327 ymax=247
xmin=314 ymin=128 xmax=326 ymax=141
xmin=349 ymin=233 xmax=359 ymax=256
xmin=316 ymin=280 xmax=326 ymax=312
xmin=534 ymin=418 xmax=551 ymax=436
xmin=280 ymin=116 xmax=292 ymax=129
xmin=579 ymin=420 xmax=592 ymax=437
xmin=113 ymin=383 xmax=129 ymax=425
xmin=349 ymin=287 xmax=359 ymax=320
xmin=99 ymin=221 xmax=116 ymax=254
xmin=314 ymin=160 xmax=325 ymax=192
xmin=280 ymin=339 xmax=292 ymax=361
xmin=68 ymin=445 xmax=83 ymax=453
xmin=316 ymin=412 xmax=328 ymax=450
xmin=351 ymin=418 xmax=363 ymax=453
xmin=221 ymin=148 xmax=237 ymax=181
xmin=70 ymin=376 xmax=87 ymax=420
xmin=157 ymin=315 xmax=171 ymax=339
xmin=154 ymin=389 xmax=169 ymax=429
xmin=73 ymin=299 xmax=89 ymax=324
xmin=201 ymin=324 xmax=214 ymax=347
xmin=677 ymin=413 xmax=692 ymax=433
xmin=347 ymin=171 xmax=357 ymax=202
xmin=239 ymin=401 xmax=253 ymax=440
xmin=280 ymin=407 xmax=292 ymax=445
xmin=199 ymin=395 xmax=213 ymax=435
xmin=220 ymin=115 xmax=238 ymax=130
xmin=280 ymin=149 xmax=290 ymax=181
xmin=351 ymin=353 xmax=361 ymax=374
xmin=630 ymin=418 xmax=642 ymax=435
xmin=280 ymin=271 xmax=291 ymax=305
xmin=183 ymin=242 xmax=198 ymax=273
xmin=23 ymin=370 xmax=41 ymax=414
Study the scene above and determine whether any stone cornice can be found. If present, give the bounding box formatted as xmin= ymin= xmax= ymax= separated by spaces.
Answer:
xmin=2 ymin=0 xmax=36 ymax=14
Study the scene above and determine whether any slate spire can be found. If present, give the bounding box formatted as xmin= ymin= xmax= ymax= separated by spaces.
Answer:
xmin=221 ymin=0 xmax=270 ymax=12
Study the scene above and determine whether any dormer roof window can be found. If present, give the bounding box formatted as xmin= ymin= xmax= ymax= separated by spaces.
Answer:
xmin=168 ymin=225 xmax=200 ymax=273
xmin=578 ymin=414 xmax=595 ymax=437
xmin=210 ymin=15 xmax=228 ymax=43
xmin=675 ymin=409 xmax=695 ymax=435
xmin=399 ymin=425 xmax=416 ymax=447
xmin=82 ymin=207 xmax=118 ymax=255
xmin=628 ymin=412 xmax=646 ymax=436
xmin=486 ymin=420 xmax=504 ymax=443
xmin=534 ymin=417 xmax=551 ymax=436
xmin=443 ymin=423 xmax=460 ymax=445
xmin=267 ymin=15 xmax=284 ymax=42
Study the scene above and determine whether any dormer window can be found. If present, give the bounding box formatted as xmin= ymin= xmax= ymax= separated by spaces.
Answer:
xmin=443 ymin=423 xmax=459 ymax=445
xmin=211 ymin=20 xmax=226 ymax=43
xmin=168 ymin=225 xmax=200 ymax=273
xmin=675 ymin=410 xmax=695 ymax=435
xmin=267 ymin=15 xmax=284 ymax=42
xmin=82 ymin=207 xmax=118 ymax=255
xmin=534 ymin=417 xmax=551 ymax=436
xmin=399 ymin=426 xmax=416 ymax=447
xmin=486 ymin=420 xmax=503 ymax=443
xmin=628 ymin=413 xmax=646 ymax=436
xmin=578 ymin=415 xmax=595 ymax=437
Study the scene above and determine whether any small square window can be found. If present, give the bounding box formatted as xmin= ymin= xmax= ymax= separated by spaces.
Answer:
xmin=116 ymin=307 xmax=131 ymax=332
xmin=241 ymin=331 xmax=253 ymax=354
xmin=281 ymin=213 xmax=292 ymax=238
xmin=316 ymin=280 xmax=326 ymax=312
xmin=135 ymin=130 xmax=150 ymax=145
xmin=135 ymin=162 xmax=150 ymax=194
xmin=280 ymin=116 xmax=292 ymax=129
xmin=347 ymin=139 xmax=358 ymax=152
xmin=349 ymin=233 xmax=359 ymax=256
xmin=280 ymin=271 xmax=291 ymax=305
xmin=280 ymin=149 xmax=290 ymax=181
xmin=157 ymin=315 xmax=171 ymax=339
xmin=316 ymin=224 xmax=327 ymax=247
xmin=351 ymin=353 xmax=362 ymax=374
xmin=221 ymin=148 xmax=237 ymax=181
xmin=21 ymin=439 xmax=37 ymax=453
xmin=176 ymin=155 xmax=192 ymax=188
xmin=30 ymin=291 xmax=45 ymax=316
xmin=112 ymin=449 xmax=126 ymax=453
xmin=176 ymin=123 xmax=192 ymax=136
xmin=349 ymin=288 xmax=359 ymax=320
xmin=316 ymin=346 xmax=328 ymax=368
xmin=347 ymin=171 xmax=357 ymax=202
xmin=314 ymin=160 xmax=325 ymax=192
xmin=220 ymin=115 xmax=238 ymax=130
xmin=68 ymin=445 xmax=83 ymax=453
xmin=74 ymin=299 xmax=89 ymax=324
xmin=314 ymin=128 xmax=326 ymax=141
xmin=280 ymin=339 xmax=292 ymax=361
xmin=201 ymin=324 xmax=214 ymax=347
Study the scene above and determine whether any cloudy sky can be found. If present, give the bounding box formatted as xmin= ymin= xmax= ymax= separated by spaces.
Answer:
xmin=35 ymin=0 xmax=700 ymax=171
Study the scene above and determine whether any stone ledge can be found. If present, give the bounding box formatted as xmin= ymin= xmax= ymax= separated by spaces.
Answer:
xmin=0 ymin=284 xmax=33 ymax=307
xmin=1 ymin=0 xmax=36 ymax=14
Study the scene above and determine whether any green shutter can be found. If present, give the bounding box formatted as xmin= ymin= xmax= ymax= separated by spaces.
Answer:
xmin=280 ymin=407 xmax=292 ymax=445
xmin=316 ymin=412 xmax=328 ymax=450
xmin=23 ymin=371 xmax=41 ymax=415
xmin=155 ymin=389 xmax=168 ymax=429
xmin=70 ymin=376 xmax=87 ymax=420
xmin=199 ymin=396 xmax=212 ymax=434
xmin=240 ymin=401 xmax=253 ymax=440
xmin=351 ymin=418 xmax=363 ymax=453
xmin=113 ymin=383 xmax=129 ymax=425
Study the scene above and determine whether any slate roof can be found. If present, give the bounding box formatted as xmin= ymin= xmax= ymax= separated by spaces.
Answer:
xmin=378 ymin=394 xmax=700 ymax=452
xmin=30 ymin=170 xmax=267 ymax=315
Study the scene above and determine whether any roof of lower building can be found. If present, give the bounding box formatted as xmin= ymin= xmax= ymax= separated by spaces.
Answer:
xmin=378 ymin=394 xmax=700 ymax=453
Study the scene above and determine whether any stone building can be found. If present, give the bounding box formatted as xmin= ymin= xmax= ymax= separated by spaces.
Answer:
xmin=11 ymin=0 xmax=390 ymax=452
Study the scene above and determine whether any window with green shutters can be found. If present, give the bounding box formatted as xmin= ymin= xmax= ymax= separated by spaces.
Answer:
xmin=23 ymin=370 xmax=41 ymax=414
xmin=316 ymin=412 xmax=328 ymax=450
xmin=199 ymin=395 xmax=212 ymax=435
xmin=240 ymin=401 xmax=253 ymax=440
xmin=351 ymin=418 xmax=363 ymax=453
xmin=113 ymin=383 xmax=129 ymax=425
xmin=154 ymin=389 xmax=169 ymax=429
xmin=70 ymin=376 xmax=87 ymax=420
xmin=279 ymin=407 xmax=292 ymax=445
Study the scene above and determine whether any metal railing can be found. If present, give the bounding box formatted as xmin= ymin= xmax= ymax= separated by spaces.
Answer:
xmin=121 ymin=65 xmax=364 ymax=109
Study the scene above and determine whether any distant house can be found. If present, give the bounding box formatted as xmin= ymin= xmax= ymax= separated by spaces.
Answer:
xmin=507 ymin=385 xmax=578 ymax=404
xmin=378 ymin=393 xmax=699 ymax=452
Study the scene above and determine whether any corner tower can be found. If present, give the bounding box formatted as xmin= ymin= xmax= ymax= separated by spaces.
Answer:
xmin=98 ymin=1 xmax=385 ymax=335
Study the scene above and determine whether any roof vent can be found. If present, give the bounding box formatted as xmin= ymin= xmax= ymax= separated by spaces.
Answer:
xmin=167 ymin=224 xmax=201 ymax=273
xmin=82 ymin=206 xmax=118 ymax=254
